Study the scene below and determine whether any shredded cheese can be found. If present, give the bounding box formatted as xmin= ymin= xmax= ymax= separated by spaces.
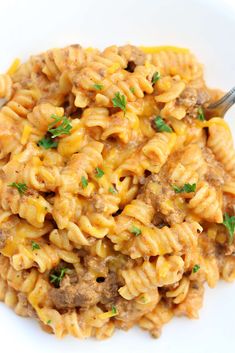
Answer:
xmin=21 ymin=124 xmax=33 ymax=145
xmin=107 ymin=62 xmax=121 ymax=74
xmin=139 ymin=46 xmax=189 ymax=54
xmin=6 ymin=58 xmax=21 ymax=76
xmin=99 ymin=311 xmax=117 ymax=320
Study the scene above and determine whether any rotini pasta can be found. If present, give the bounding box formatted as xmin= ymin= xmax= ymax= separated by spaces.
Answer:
xmin=0 ymin=44 xmax=234 ymax=340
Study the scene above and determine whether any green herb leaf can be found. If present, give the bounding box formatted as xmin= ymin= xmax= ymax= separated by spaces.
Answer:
xmin=38 ymin=136 xmax=58 ymax=150
xmin=111 ymin=305 xmax=117 ymax=315
xmin=32 ymin=241 xmax=40 ymax=251
xmin=223 ymin=213 xmax=235 ymax=244
xmin=112 ymin=92 xmax=127 ymax=113
xmin=95 ymin=167 xmax=104 ymax=179
xmin=47 ymin=320 xmax=52 ymax=325
xmin=8 ymin=182 xmax=27 ymax=195
xmin=81 ymin=176 xmax=88 ymax=189
xmin=192 ymin=264 xmax=200 ymax=273
xmin=48 ymin=114 xmax=72 ymax=138
xmin=152 ymin=72 xmax=161 ymax=84
xmin=129 ymin=87 xmax=135 ymax=94
xmin=130 ymin=225 xmax=142 ymax=236
xmin=93 ymin=83 xmax=103 ymax=90
xmin=197 ymin=107 xmax=205 ymax=121
xmin=108 ymin=186 xmax=117 ymax=194
xmin=140 ymin=296 xmax=147 ymax=303
xmin=172 ymin=183 xmax=196 ymax=194
xmin=49 ymin=267 xmax=68 ymax=287
xmin=154 ymin=116 xmax=172 ymax=133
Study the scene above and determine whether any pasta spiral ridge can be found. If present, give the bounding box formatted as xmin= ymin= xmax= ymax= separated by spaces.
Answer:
xmin=119 ymin=255 xmax=184 ymax=299
xmin=189 ymin=182 xmax=223 ymax=223
xmin=0 ymin=74 xmax=12 ymax=100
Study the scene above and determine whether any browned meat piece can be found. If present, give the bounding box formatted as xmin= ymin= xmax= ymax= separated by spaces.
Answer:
xmin=203 ymin=147 xmax=225 ymax=187
xmin=50 ymin=271 xmax=119 ymax=310
xmin=50 ymin=281 xmax=101 ymax=309
xmin=177 ymin=87 xmax=198 ymax=108
xmin=118 ymin=45 xmax=147 ymax=66
xmin=141 ymin=174 xmax=186 ymax=225
xmin=100 ymin=273 xmax=119 ymax=304
xmin=83 ymin=255 xmax=108 ymax=277
xmin=126 ymin=61 xmax=136 ymax=73
xmin=112 ymin=297 xmax=140 ymax=330
xmin=0 ymin=230 xmax=9 ymax=249
xmin=223 ymin=194 xmax=235 ymax=215
xmin=196 ymin=89 xmax=211 ymax=105
xmin=178 ymin=86 xmax=210 ymax=110
xmin=17 ymin=293 xmax=36 ymax=318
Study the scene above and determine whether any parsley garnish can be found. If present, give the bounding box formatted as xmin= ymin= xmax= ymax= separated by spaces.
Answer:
xmin=9 ymin=182 xmax=27 ymax=195
xmin=95 ymin=167 xmax=104 ymax=178
xmin=197 ymin=107 xmax=205 ymax=121
xmin=152 ymin=72 xmax=161 ymax=84
xmin=112 ymin=92 xmax=127 ymax=113
xmin=140 ymin=296 xmax=147 ymax=303
xmin=32 ymin=241 xmax=40 ymax=251
xmin=38 ymin=136 xmax=58 ymax=150
xmin=223 ymin=213 xmax=235 ymax=244
xmin=192 ymin=264 xmax=200 ymax=273
xmin=154 ymin=116 xmax=172 ymax=133
xmin=93 ymin=83 xmax=103 ymax=90
xmin=49 ymin=267 xmax=68 ymax=288
xmin=81 ymin=176 xmax=88 ymax=189
xmin=172 ymin=183 xmax=196 ymax=194
xmin=108 ymin=186 xmax=117 ymax=194
xmin=47 ymin=320 xmax=52 ymax=325
xmin=38 ymin=114 xmax=72 ymax=149
xmin=130 ymin=87 xmax=135 ymax=94
xmin=130 ymin=225 xmax=142 ymax=236
xmin=111 ymin=305 xmax=117 ymax=315
xmin=48 ymin=114 xmax=72 ymax=138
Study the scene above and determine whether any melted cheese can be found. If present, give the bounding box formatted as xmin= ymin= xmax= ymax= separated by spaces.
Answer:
xmin=139 ymin=46 xmax=189 ymax=54
xmin=21 ymin=124 xmax=33 ymax=145
xmin=6 ymin=58 xmax=21 ymax=76
xmin=107 ymin=62 xmax=121 ymax=74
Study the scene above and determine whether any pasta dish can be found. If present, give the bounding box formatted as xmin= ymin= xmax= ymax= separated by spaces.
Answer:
xmin=0 ymin=44 xmax=234 ymax=339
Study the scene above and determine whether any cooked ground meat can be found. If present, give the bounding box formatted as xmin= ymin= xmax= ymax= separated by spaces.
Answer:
xmin=83 ymin=255 xmax=108 ymax=277
xmin=112 ymin=294 xmax=160 ymax=331
xmin=126 ymin=61 xmax=136 ymax=73
xmin=141 ymin=174 xmax=186 ymax=225
xmin=223 ymin=194 xmax=235 ymax=215
xmin=118 ymin=45 xmax=147 ymax=66
xmin=100 ymin=273 xmax=119 ymax=304
xmin=50 ymin=280 xmax=101 ymax=309
xmin=50 ymin=271 xmax=119 ymax=310
xmin=178 ymin=86 xmax=210 ymax=110
xmin=196 ymin=89 xmax=211 ymax=105
xmin=203 ymin=147 xmax=225 ymax=187
xmin=0 ymin=230 xmax=9 ymax=249
xmin=17 ymin=293 xmax=36 ymax=318
xmin=112 ymin=297 xmax=141 ymax=330
xmin=177 ymin=87 xmax=198 ymax=108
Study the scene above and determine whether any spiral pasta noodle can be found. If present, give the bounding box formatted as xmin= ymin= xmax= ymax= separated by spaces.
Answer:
xmin=0 ymin=44 xmax=234 ymax=340
xmin=0 ymin=74 xmax=12 ymax=100
xmin=119 ymin=255 xmax=184 ymax=300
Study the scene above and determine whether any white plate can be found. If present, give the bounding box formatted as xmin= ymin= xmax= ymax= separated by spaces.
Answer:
xmin=0 ymin=0 xmax=235 ymax=352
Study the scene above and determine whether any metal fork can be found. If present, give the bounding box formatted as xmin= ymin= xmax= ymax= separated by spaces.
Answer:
xmin=205 ymin=87 xmax=235 ymax=118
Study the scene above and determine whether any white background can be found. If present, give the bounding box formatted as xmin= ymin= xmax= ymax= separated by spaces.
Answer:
xmin=0 ymin=0 xmax=235 ymax=352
